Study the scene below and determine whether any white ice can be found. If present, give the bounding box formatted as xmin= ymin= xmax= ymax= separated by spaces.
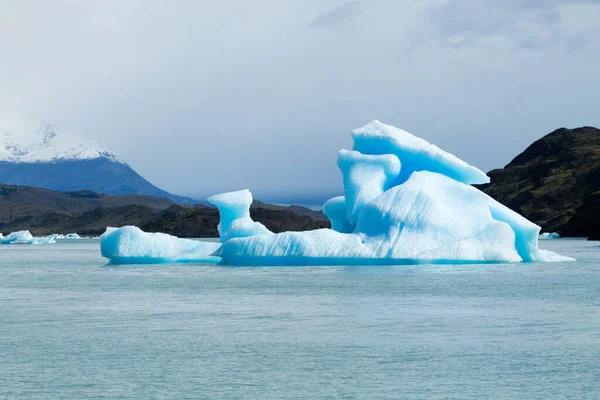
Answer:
xmin=100 ymin=226 xmax=221 ymax=264
xmin=322 ymin=196 xmax=354 ymax=233
xmin=539 ymin=232 xmax=561 ymax=239
xmin=55 ymin=233 xmax=83 ymax=239
xmin=352 ymin=120 xmax=490 ymax=186
xmin=100 ymin=120 xmax=572 ymax=265
xmin=0 ymin=230 xmax=57 ymax=244
xmin=213 ymin=121 xmax=571 ymax=265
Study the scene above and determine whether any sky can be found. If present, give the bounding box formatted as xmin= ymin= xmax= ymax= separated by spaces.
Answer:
xmin=1 ymin=0 xmax=599 ymax=203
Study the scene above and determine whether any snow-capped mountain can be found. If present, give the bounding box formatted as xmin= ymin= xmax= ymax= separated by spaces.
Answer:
xmin=1 ymin=120 xmax=125 ymax=164
xmin=0 ymin=120 xmax=198 ymax=204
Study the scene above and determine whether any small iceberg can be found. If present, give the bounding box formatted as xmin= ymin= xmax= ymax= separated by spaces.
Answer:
xmin=100 ymin=120 xmax=572 ymax=265
xmin=0 ymin=230 xmax=57 ymax=244
xmin=100 ymin=226 xmax=221 ymax=264
xmin=55 ymin=233 xmax=83 ymax=239
xmin=539 ymin=232 xmax=561 ymax=239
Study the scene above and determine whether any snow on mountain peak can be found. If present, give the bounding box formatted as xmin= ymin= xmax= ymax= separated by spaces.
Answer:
xmin=0 ymin=119 xmax=125 ymax=164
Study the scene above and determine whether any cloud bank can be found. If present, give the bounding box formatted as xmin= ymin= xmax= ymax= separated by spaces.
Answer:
xmin=1 ymin=0 xmax=599 ymax=203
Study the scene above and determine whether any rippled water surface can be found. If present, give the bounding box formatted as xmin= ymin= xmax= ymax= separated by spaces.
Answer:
xmin=1 ymin=239 xmax=599 ymax=399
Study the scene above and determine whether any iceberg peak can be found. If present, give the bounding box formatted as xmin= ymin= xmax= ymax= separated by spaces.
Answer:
xmin=352 ymin=120 xmax=490 ymax=185
xmin=207 ymin=189 xmax=272 ymax=242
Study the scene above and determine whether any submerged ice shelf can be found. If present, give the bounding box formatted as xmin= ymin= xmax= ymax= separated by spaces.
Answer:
xmin=101 ymin=120 xmax=572 ymax=265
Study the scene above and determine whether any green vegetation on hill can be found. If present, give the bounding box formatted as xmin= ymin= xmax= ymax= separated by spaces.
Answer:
xmin=479 ymin=126 xmax=600 ymax=236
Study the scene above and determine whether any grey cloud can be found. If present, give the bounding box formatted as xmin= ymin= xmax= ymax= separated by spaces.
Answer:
xmin=426 ymin=0 xmax=600 ymax=52
xmin=307 ymin=1 xmax=363 ymax=28
xmin=531 ymin=8 xmax=561 ymax=24
xmin=513 ymin=29 xmax=562 ymax=51
xmin=564 ymin=36 xmax=589 ymax=53
xmin=516 ymin=35 xmax=553 ymax=50
xmin=0 ymin=1 xmax=599 ymax=203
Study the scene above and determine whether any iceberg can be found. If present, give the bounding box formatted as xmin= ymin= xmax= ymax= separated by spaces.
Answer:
xmin=0 ymin=230 xmax=57 ymax=244
xmin=54 ymin=233 xmax=83 ymax=239
xmin=99 ymin=120 xmax=572 ymax=265
xmin=31 ymin=234 xmax=58 ymax=244
xmin=539 ymin=232 xmax=561 ymax=239
xmin=212 ymin=120 xmax=571 ymax=265
xmin=100 ymin=226 xmax=221 ymax=264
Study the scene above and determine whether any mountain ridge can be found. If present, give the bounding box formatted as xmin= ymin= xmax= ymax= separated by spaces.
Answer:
xmin=0 ymin=120 xmax=199 ymax=204
xmin=0 ymin=183 xmax=330 ymax=237
xmin=0 ymin=120 xmax=124 ymax=163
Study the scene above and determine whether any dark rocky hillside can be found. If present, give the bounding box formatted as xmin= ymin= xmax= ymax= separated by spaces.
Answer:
xmin=0 ymin=184 xmax=330 ymax=237
xmin=251 ymin=200 xmax=328 ymax=221
xmin=479 ymin=126 xmax=600 ymax=236
xmin=0 ymin=184 xmax=175 ymax=223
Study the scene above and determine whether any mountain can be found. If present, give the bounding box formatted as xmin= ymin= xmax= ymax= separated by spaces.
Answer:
xmin=0 ymin=183 xmax=330 ymax=237
xmin=0 ymin=120 xmax=198 ymax=204
xmin=251 ymin=200 xmax=328 ymax=221
xmin=479 ymin=126 xmax=600 ymax=236
xmin=0 ymin=183 xmax=176 ymax=223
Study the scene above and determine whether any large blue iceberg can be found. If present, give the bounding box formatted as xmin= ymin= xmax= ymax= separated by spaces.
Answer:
xmin=100 ymin=120 xmax=572 ymax=265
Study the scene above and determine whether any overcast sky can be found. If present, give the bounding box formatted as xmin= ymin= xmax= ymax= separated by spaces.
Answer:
xmin=1 ymin=0 xmax=599 ymax=203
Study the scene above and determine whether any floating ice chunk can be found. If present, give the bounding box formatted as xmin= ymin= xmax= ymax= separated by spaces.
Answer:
xmin=217 ymin=172 xmax=531 ymax=265
xmin=352 ymin=120 xmax=489 ymax=185
xmin=1 ymin=230 xmax=34 ymax=244
xmin=323 ymin=196 xmax=354 ymax=233
xmin=215 ymin=171 xmax=571 ymax=265
xmin=0 ymin=230 xmax=56 ymax=244
xmin=539 ymin=232 xmax=561 ymax=239
xmin=100 ymin=226 xmax=221 ymax=264
xmin=207 ymin=189 xmax=255 ymax=242
xmin=31 ymin=234 xmax=58 ymax=244
xmin=211 ymin=117 xmax=571 ymax=265
xmin=338 ymin=150 xmax=400 ymax=225
xmin=54 ymin=233 xmax=82 ymax=239
xmin=104 ymin=120 xmax=571 ymax=266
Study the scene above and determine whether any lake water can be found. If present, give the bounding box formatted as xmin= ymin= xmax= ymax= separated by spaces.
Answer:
xmin=1 ymin=239 xmax=599 ymax=399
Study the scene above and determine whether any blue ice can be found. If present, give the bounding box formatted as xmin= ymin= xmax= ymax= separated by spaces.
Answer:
xmin=100 ymin=120 xmax=572 ymax=265
xmin=0 ymin=230 xmax=57 ymax=244
xmin=100 ymin=226 xmax=220 ymax=264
